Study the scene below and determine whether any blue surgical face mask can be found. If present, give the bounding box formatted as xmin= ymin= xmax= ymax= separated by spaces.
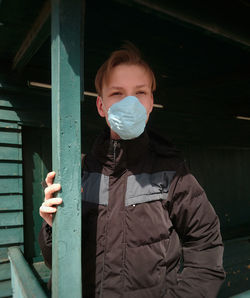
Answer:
xmin=102 ymin=96 xmax=147 ymax=140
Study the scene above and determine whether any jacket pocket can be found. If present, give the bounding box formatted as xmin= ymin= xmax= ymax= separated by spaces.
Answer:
xmin=126 ymin=199 xmax=173 ymax=247
xmin=124 ymin=239 xmax=169 ymax=290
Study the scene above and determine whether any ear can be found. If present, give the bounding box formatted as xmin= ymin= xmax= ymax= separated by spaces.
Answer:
xmin=96 ymin=96 xmax=105 ymax=117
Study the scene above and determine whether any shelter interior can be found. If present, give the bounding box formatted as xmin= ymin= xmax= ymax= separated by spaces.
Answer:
xmin=0 ymin=0 xmax=250 ymax=297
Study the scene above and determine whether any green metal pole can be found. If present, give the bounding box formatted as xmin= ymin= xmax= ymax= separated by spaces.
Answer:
xmin=51 ymin=0 xmax=84 ymax=297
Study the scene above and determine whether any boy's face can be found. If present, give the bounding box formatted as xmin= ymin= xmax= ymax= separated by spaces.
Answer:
xmin=96 ymin=64 xmax=154 ymax=139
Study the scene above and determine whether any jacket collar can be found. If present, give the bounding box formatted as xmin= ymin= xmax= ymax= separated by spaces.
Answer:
xmin=91 ymin=126 xmax=150 ymax=171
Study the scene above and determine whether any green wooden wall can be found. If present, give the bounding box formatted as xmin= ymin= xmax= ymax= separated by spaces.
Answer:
xmin=22 ymin=126 xmax=51 ymax=264
xmin=0 ymin=109 xmax=23 ymax=296
xmin=0 ymin=88 xmax=50 ymax=297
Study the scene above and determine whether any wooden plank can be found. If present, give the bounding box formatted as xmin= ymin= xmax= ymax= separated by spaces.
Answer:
xmin=0 ymin=262 xmax=10 ymax=281
xmin=8 ymin=247 xmax=46 ymax=297
xmin=0 ymin=248 xmax=8 ymax=263
xmin=0 ymin=212 xmax=23 ymax=227
xmin=0 ymin=279 xmax=12 ymax=297
xmin=0 ymin=99 xmax=13 ymax=108
xmin=33 ymin=261 xmax=51 ymax=283
xmin=0 ymin=246 xmax=24 ymax=263
xmin=0 ymin=95 xmax=50 ymax=109
xmin=0 ymin=94 xmax=50 ymax=109
xmin=12 ymin=1 xmax=51 ymax=70
xmin=0 ymin=195 xmax=23 ymax=211
xmin=0 ymin=178 xmax=22 ymax=194
xmin=0 ymin=146 xmax=22 ymax=161
xmin=0 ymin=162 xmax=22 ymax=176
xmin=230 ymin=290 xmax=250 ymax=298
xmin=0 ymin=109 xmax=19 ymax=121
xmin=0 ymin=131 xmax=21 ymax=145
xmin=120 ymin=0 xmax=250 ymax=49
xmin=51 ymin=0 xmax=83 ymax=296
xmin=0 ymin=228 xmax=23 ymax=245
xmin=0 ymin=121 xmax=19 ymax=129
xmin=0 ymin=108 xmax=50 ymax=125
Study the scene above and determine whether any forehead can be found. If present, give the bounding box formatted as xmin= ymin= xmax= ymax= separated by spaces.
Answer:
xmin=104 ymin=64 xmax=151 ymax=89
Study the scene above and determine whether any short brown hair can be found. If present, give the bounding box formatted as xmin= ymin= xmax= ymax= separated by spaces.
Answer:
xmin=95 ymin=43 xmax=156 ymax=96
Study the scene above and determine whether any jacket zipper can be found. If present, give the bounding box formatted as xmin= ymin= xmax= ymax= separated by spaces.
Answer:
xmin=113 ymin=140 xmax=118 ymax=167
xmin=100 ymin=140 xmax=118 ymax=297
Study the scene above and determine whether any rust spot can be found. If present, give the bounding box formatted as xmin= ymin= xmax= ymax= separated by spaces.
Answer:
xmin=246 ymin=264 xmax=250 ymax=269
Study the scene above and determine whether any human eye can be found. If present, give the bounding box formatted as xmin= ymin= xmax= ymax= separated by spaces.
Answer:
xmin=136 ymin=90 xmax=146 ymax=95
xmin=110 ymin=92 xmax=122 ymax=96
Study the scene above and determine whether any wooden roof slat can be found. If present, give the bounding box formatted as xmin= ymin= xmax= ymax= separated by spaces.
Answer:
xmin=12 ymin=1 xmax=51 ymax=71
xmin=117 ymin=0 xmax=250 ymax=49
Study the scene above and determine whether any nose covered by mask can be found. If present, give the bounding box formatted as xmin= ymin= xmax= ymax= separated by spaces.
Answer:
xmin=103 ymin=96 xmax=147 ymax=140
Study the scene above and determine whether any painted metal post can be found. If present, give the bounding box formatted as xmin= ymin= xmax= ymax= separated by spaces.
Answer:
xmin=51 ymin=0 xmax=84 ymax=297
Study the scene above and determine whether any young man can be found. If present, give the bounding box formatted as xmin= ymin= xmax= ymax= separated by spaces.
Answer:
xmin=39 ymin=45 xmax=225 ymax=297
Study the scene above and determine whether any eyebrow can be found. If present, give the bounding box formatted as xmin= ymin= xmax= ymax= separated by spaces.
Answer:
xmin=110 ymin=86 xmax=124 ymax=90
xmin=135 ymin=84 xmax=149 ymax=89
xmin=110 ymin=84 xmax=149 ymax=90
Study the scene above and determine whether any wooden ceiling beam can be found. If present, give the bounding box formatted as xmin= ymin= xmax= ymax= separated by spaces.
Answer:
xmin=117 ymin=0 xmax=250 ymax=50
xmin=12 ymin=1 xmax=51 ymax=71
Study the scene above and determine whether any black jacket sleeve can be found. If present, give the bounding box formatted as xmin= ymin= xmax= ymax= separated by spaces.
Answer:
xmin=39 ymin=221 xmax=52 ymax=270
xmin=165 ymin=174 xmax=225 ymax=298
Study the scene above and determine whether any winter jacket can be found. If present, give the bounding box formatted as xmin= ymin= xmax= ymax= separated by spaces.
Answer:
xmin=39 ymin=128 xmax=225 ymax=298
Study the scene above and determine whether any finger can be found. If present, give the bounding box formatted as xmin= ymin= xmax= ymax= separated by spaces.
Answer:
xmin=45 ymin=214 xmax=53 ymax=227
xmin=40 ymin=205 xmax=57 ymax=214
xmin=44 ymin=184 xmax=61 ymax=199
xmin=43 ymin=198 xmax=62 ymax=207
xmin=45 ymin=171 xmax=56 ymax=187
